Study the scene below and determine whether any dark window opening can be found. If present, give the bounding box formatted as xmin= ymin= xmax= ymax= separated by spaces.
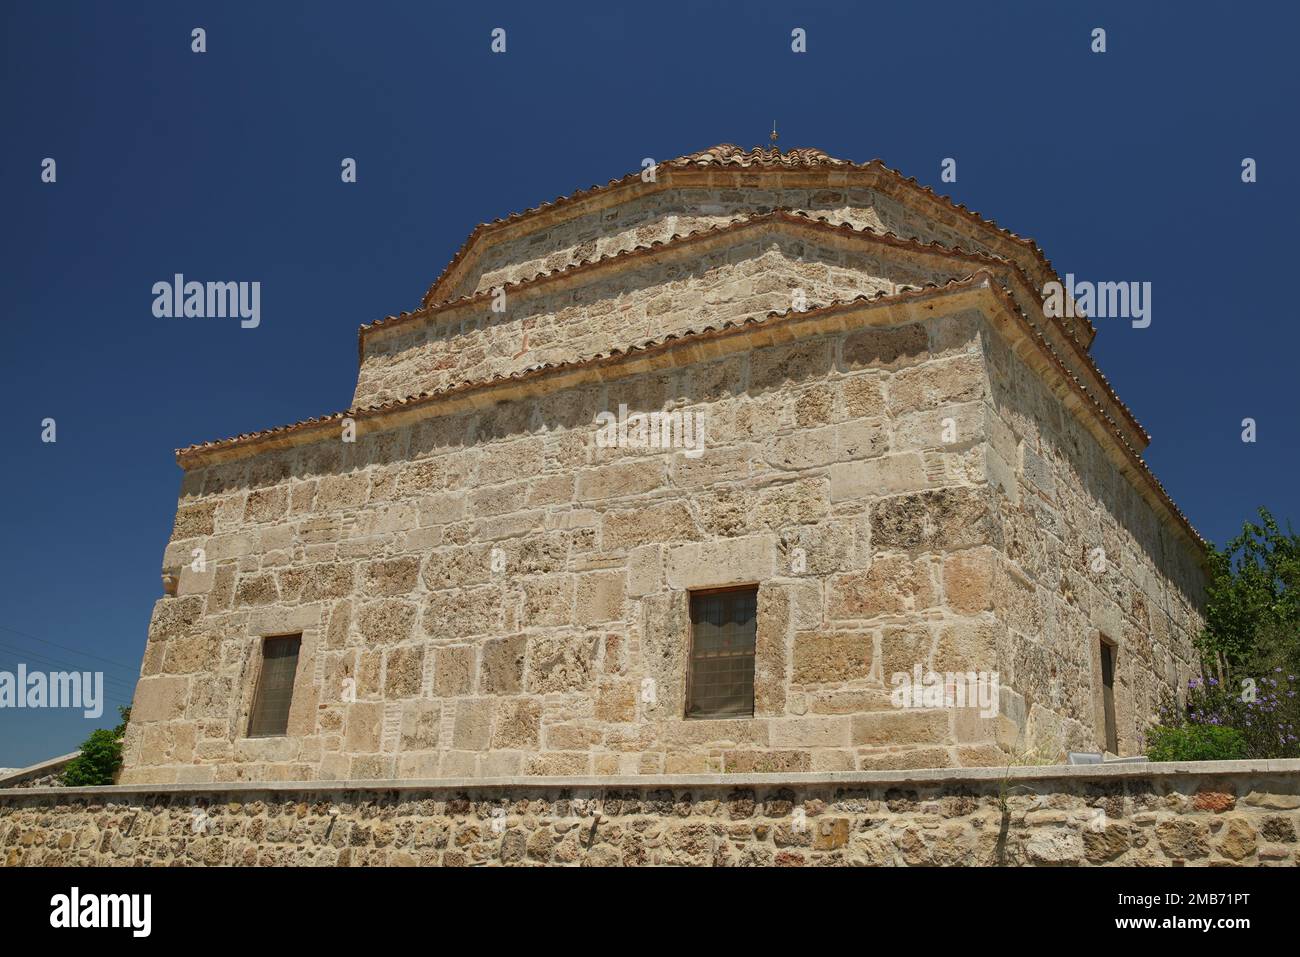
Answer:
xmin=1100 ymin=638 xmax=1118 ymax=753
xmin=687 ymin=587 xmax=757 ymax=719
xmin=248 ymin=635 xmax=301 ymax=737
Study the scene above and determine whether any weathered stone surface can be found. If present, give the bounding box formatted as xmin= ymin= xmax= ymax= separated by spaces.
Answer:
xmin=130 ymin=676 xmax=189 ymax=722
xmin=602 ymin=502 xmax=699 ymax=550
xmin=942 ymin=548 xmax=995 ymax=614
xmin=871 ymin=487 xmax=992 ymax=550
xmin=384 ymin=646 xmax=425 ymax=698
xmin=829 ymin=555 xmax=936 ymax=620
xmin=1026 ymin=829 xmax=1084 ymax=865
xmin=878 ymin=625 xmax=934 ymax=678
xmin=754 ymin=584 xmax=790 ymax=715
xmin=1156 ymin=819 xmax=1210 ymax=859
xmin=364 ymin=557 xmax=421 ymax=596
xmin=841 ymin=323 xmax=928 ymax=372
xmin=480 ymin=635 xmax=527 ymax=695
xmin=399 ymin=701 xmax=441 ymax=751
xmin=851 ymin=710 xmax=950 ymax=747
xmin=1216 ymin=817 xmax=1258 ymax=861
xmin=793 ymin=631 xmax=872 ymax=685
xmin=356 ymin=600 xmax=417 ymax=644
xmin=573 ymin=571 xmax=626 ymax=625
xmin=1192 ymin=789 xmax=1236 ymax=813
xmin=434 ymin=646 xmax=475 ymax=697
xmin=1083 ymin=823 xmax=1131 ymax=863
xmin=1244 ymin=791 xmax=1300 ymax=810
xmin=527 ymin=632 xmax=599 ymax=694
xmin=452 ymin=699 xmax=493 ymax=750
xmin=1260 ymin=815 xmax=1297 ymax=843
xmin=424 ymin=588 xmax=501 ymax=640
xmin=813 ymin=817 xmax=850 ymax=850
xmin=122 ymin=149 xmax=1207 ymax=786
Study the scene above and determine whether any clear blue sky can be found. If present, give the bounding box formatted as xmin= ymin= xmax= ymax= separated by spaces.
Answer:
xmin=1 ymin=1 xmax=1295 ymax=767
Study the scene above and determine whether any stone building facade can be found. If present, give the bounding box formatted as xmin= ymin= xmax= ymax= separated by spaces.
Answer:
xmin=120 ymin=144 xmax=1207 ymax=785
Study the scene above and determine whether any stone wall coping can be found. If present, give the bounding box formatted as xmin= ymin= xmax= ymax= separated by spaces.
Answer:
xmin=0 ymin=751 xmax=80 ymax=789
xmin=5 ymin=759 xmax=1299 ymax=800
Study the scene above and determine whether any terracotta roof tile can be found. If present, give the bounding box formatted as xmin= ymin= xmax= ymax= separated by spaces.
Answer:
xmin=670 ymin=144 xmax=849 ymax=169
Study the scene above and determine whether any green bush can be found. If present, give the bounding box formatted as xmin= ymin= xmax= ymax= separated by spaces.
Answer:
xmin=1198 ymin=507 xmax=1300 ymax=678
xmin=1174 ymin=507 xmax=1300 ymax=760
xmin=61 ymin=706 xmax=130 ymax=786
xmin=1145 ymin=724 xmax=1248 ymax=763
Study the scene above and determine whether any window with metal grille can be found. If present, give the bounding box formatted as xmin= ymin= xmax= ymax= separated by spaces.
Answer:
xmin=248 ymin=635 xmax=301 ymax=737
xmin=687 ymin=587 xmax=757 ymax=719
xmin=1100 ymin=637 xmax=1118 ymax=754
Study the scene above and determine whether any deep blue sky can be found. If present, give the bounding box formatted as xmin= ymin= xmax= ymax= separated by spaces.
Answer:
xmin=1 ymin=1 xmax=1295 ymax=767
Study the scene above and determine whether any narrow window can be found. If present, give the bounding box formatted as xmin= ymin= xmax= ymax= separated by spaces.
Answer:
xmin=248 ymin=635 xmax=301 ymax=737
xmin=687 ymin=587 xmax=757 ymax=719
xmin=1100 ymin=638 xmax=1118 ymax=753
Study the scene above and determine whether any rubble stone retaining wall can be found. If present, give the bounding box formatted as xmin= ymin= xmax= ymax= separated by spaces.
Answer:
xmin=4 ymin=761 xmax=1297 ymax=867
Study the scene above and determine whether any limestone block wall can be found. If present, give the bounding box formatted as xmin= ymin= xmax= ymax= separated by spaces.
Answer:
xmin=357 ymin=229 xmax=992 ymax=408
xmin=980 ymin=329 xmax=1205 ymax=758
xmin=5 ymin=763 xmax=1298 ymax=866
xmin=125 ymin=306 xmax=1003 ymax=785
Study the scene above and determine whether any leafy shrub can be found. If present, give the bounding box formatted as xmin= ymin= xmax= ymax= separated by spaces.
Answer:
xmin=61 ymin=706 xmax=130 ymax=786
xmin=1171 ymin=507 xmax=1300 ymax=760
xmin=1147 ymin=670 xmax=1299 ymax=761
xmin=1145 ymin=724 xmax=1248 ymax=762
xmin=1198 ymin=508 xmax=1300 ymax=678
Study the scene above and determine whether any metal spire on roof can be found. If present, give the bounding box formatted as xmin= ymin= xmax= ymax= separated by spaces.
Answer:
xmin=770 ymin=122 xmax=779 ymax=148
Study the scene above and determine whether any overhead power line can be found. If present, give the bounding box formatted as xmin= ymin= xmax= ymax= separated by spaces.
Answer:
xmin=0 ymin=623 xmax=142 ymax=676
xmin=0 ymin=642 xmax=138 ymax=695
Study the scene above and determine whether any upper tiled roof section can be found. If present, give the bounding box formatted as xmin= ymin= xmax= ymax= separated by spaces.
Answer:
xmin=415 ymin=143 xmax=1090 ymax=346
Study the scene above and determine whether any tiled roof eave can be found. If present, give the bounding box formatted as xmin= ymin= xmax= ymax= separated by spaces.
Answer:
xmin=977 ymin=280 xmax=1206 ymax=553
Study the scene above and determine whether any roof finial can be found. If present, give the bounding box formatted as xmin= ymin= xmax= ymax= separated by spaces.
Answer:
xmin=770 ymin=121 xmax=779 ymax=149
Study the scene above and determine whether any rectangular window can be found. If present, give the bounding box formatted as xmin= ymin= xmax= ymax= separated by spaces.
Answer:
xmin=687 ymin=587 xmax=757 ymax=719
xmin=248 ymin=635 xmax=301 ymax=737
xmin=1100 ymin=638 xmax=1118 ymax=753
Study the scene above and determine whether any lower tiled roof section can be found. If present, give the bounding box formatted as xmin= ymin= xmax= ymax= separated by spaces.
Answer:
xmin=174 ymin=274 xmax=1204 ymax=550
xmin=179 ymin=276 xmax=985 ymax=459
xmin=365 ymin=209 xmax=1123 ymax=441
